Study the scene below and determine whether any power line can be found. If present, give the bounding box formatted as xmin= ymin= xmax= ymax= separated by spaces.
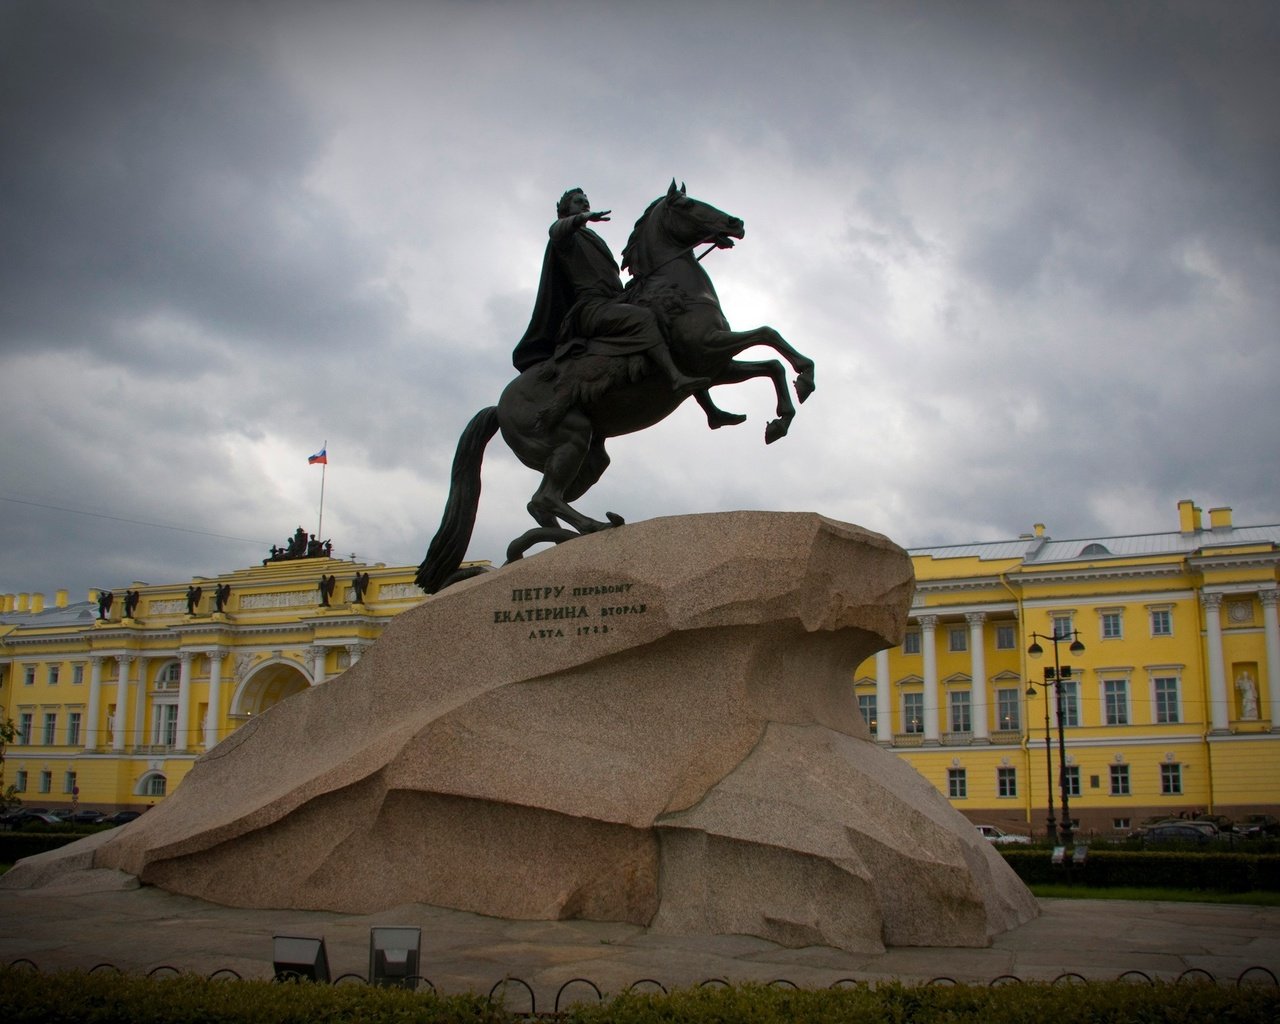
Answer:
xmin=0 ymin=496 xmax=273 ymax=547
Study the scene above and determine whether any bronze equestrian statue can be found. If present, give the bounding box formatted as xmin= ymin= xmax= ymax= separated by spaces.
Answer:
xmin=418 ymin=181 xmax=815 ymax=594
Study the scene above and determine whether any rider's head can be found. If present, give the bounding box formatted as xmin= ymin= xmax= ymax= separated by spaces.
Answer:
xmin=557 ymin=188 xmax=589 ymax=217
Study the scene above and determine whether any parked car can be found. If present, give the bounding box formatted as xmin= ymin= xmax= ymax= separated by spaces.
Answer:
xmin=66 ymin=810 xmax=106 ymax=825
xmin=1193 ymin=814 xmax=1236 ymax=834
xmin=976 ymin=824 xmax=1032 ymax=845
xmin=4 ymin=811 xmax=65 ymax=829
xmin=101 ymin=810 xmax=144 ymax=826
xmin=1239 ymin=814 xmax=1280 ymax=838
xmin=1143 ymin=823 xmax=1215 ymax=845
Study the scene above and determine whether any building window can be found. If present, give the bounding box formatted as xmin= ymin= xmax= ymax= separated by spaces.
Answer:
xmin=995 ymin=625 xmax=1016 ymax=650
xmin=903 ymin=692 xmax=924 ymax=734
xmin=156 ymin=662 xmax=181 ymax=690
xmin=145 ymin=774 xmax=167 ymax=797
xmin=42 ymin=712 xmax=57 ymax=745
xmin=997 ymin=766 xmax=1017 ymax=798
xmin=152 ymin=704 xmax=179 ymax=747
xmin=1113 ymin=817 xmax=1131 ymax=830
xmin=903 ymin=631 xmax=921 ymax=655
xmin=1150 ymin=609 xmax=1172 ymax=637
xmin=17 ymin=712 xmax=32 ymax=745
xmin=39 ymin=770 xmax=52 ymax=793
xmin=1160 ymin=763 xmax=1182 ymax=795
xmin=1154 ymin=677 xmax=1180 ymax=724
xmin=1057 ymin=680 xmax=1079 ymax=727
xmin=996 ymin=688 xmax=1021 ymax=732
xmin=1051 ymin=613 xmax=1073 ymax=639
xmin=72 ymin=663 xmax=85 ymax=684
xmin=857 ymin=693 xmax=877 ymax=731
xmin=24 ymin=666 xmax=35 ymax=686
xmin=64 ymin=770 xmax=77 ymax=794
xmin=15 ymin=769 xmax=27 ymax=793
xmin=949 ymin=690 xmax=972 ymax=733
xmin=1103 ymin=679 xmax=1129 ymax=726
xmin=1063 ymin=765 xmax=1081 ymax=798
xmin=948 ymin=768 xmax=967 ymax=799
xmin=48 ymin=665 xmax=60 ymax=685
xmin=948 ymin=627 xmax=967 ymax=653
xmin=67 ymin=712 xmax=81 ymax=746
xmin=1110 ymin=764 xmax=1130 ymax=796
xmin=1100 ymin=611 xmax=1123 ymax=639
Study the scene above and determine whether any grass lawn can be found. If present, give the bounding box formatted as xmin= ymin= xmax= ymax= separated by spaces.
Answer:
xmin=1030 ymin=883 xmax=1280 ymax=905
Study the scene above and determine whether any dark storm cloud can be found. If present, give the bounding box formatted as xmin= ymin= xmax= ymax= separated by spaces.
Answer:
xmin=1 ymin=0 xmax=1277 ymax=602
xmin=0 ymin=1 xmax=392 ymax=359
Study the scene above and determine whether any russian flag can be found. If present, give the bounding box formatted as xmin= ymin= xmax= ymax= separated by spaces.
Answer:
xmin=308 ymin=448 xmax=327 ymax=465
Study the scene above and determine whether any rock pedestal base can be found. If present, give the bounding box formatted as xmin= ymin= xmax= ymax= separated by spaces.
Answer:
xmin=15 ymin=512 xmax=1038 ymax=952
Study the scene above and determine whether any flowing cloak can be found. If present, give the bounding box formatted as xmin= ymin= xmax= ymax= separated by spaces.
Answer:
xmin=512 ymin=217 xmax=664 ymax=373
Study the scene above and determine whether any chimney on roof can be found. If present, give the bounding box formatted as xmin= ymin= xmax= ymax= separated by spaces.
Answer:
xmin=1208 ymin=506 xmax=1233 ymax=530
xmin=1033 ymin=523 xmax=1046 ymax=538
xmin=1177 ymin=498 xmax=1202 ymax=534
xmin=55 ymin=589 xmax=68 ymax=608
xmin=16 ymin=593 xmax=29 ymax=612
xmin=1 ymin=594 xmax=12 ymax=612
xmin=31 ymin=593 xmax=44 ymax=614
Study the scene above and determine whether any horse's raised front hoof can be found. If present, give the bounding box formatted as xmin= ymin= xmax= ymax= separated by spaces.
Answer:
xmin=606 ymin=511 xmax=626 ymax=526
xmin=764 ymin=418 xmax=790 ymax=445
xmin=794 ymin=371 xmax=815 ymax=403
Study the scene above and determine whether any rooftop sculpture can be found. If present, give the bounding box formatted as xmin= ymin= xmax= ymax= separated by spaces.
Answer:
xmin=418 ymin=181 xmax=815 ymax=593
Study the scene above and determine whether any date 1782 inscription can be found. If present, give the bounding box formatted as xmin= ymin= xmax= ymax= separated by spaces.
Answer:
xmin=493 ymin=583 xmax=648 ymax=640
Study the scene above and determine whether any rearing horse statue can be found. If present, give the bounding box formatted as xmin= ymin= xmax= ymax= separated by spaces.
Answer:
xmin=417 ymin=182 xmax=815 ymax=593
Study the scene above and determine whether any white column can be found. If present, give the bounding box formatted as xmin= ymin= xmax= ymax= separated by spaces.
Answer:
xmin=309 ymin=645 xmax=327 ymax=686
xmin=874 ymin=649 xmax=891 ymax=743
xmin=132 ymin=656 xmax=149 ymax=752
xmin=112 ymin=654 xmax=133 ymax=752
xmin=920 ymin=615 xmax=940 ymax=743
xmin=85 ymin=655 xmax=104 ymax=750
xmin=204 ymin=648 xmax=225 ymax=750
xmin=176 ymin=651 xmax=194 ymax=750
xmin=346 ymin=642 xmax=369 ymax=666
xmin=1202 ymin=593 xmax=1229 ymax=732
xmin=1260 ymin=589 xmax=1280 ymax=731
xmin=966 ymin=612 xmax=988 ymax=742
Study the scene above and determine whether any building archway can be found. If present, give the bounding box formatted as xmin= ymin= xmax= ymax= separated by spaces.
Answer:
xmin=230 ymin=657 xmax=312 ymax=719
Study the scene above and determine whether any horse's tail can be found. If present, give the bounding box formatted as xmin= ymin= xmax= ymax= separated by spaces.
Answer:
xmin=416 ymin=406 xmax=500 ymax=594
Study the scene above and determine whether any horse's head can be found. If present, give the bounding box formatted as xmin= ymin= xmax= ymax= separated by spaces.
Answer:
xmin=622 ymin=181 xmax=745 ymax=276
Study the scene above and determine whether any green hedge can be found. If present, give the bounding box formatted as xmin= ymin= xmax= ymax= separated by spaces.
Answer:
xmin=1001 ymin=848 xmax=1280 ymax=891
xmin=0 ymin=830 xmax=98 ymax=863
xmin=1 ymin=971 xmax=1276 ymax=1024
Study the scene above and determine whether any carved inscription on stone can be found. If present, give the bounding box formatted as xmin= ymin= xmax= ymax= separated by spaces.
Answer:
xmin=240 ymin=590 xmax=315 ymax=610
xmin=493 ymin=582 xmax=648 ymax=640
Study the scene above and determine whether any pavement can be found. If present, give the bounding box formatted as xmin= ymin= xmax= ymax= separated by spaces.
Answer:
xmin=2 ymin=869 xmax=1279 ymax=1009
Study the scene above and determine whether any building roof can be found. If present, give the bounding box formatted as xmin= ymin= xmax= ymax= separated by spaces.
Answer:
xmin=911 ymin=523 xmax=1280 ymax=565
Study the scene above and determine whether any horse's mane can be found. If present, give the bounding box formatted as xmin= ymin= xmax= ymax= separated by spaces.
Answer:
xmin=620 ymin=194 xmax=666 ymax=277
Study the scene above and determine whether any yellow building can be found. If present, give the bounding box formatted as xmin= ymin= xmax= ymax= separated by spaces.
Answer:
xmin=0 ymin=551 xmax=481 ymax=812
xmin=3 ymin=500 xmax=1277 ymax=835
xmin=854 ymin=499 xmax=1280 ymax=837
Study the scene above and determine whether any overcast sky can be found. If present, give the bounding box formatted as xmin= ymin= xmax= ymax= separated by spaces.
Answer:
xmin=2 ymin=0 xmax=1277 ymax=601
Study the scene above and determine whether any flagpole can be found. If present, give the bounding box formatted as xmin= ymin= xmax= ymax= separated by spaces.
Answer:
xmin=317 ymin=440 xmax=327 ymax=542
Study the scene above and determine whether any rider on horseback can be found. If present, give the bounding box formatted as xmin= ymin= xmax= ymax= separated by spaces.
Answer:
xmin=513 ymin=188 xmax=711 ymax=394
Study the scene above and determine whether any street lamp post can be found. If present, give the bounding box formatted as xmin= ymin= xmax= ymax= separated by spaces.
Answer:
xmin=1026 ymin=675 xmax=1056 ymax=843
xmin=1027 ymin=628 xmax=1086 ymax=845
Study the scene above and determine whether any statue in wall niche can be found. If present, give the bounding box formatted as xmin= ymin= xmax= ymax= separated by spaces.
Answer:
xmin=1236 ymin=670 xmax=1260 ymax=720
xmin=185 ymin=585 xmax=203 ymax=616
xmin=123 ymin=589 xmax=140 ymax=618
xmin=214 ymin=583 xmax=231 ymax=614
xmin=418 ymin=181 xmax=817 ymax=594
xmin=96 ymin=590 xmax=114 ymax=620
